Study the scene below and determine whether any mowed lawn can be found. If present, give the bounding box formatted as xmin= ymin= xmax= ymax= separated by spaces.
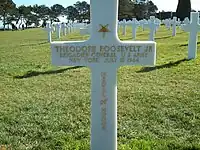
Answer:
xmin=0 ymin=26 xmax=200 ymax=150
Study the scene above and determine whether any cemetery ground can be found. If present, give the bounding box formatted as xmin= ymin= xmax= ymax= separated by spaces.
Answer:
xmin=0 ymin=26 xmax=200 ymax=150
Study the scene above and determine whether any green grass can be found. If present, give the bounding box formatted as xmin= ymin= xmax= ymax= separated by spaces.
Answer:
xmin=0 ymin=26 xmax=200 ymax=150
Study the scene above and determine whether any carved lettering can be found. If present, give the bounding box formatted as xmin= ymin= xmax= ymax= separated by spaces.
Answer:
xmin=54 ymin=45 xmax=154 ymax=64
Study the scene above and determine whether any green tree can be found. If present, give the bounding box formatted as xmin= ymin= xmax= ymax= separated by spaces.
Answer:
xmin=5 ymin=7 xmax=19 ymax=28
xmin=119 ymin=0 xmax=135 ymax=20
xmin=176 ymin=0 xmax=191 ymax=21
xmin=0 ymin=0 xmax=16 ymax=30
xmin=74 ymin=1 xmax=90 ymax=23
xmin=17 ymin=5 xmax=32 ymax=28
xmin=32 ymin=5 xmax=50 ymax=26
xmin=50 ymin=4 xmax=65 ymax=22
xmin=146 ymin=1 xmax=158 ymax=17
xmin=65 ymin=5 xmax=79 ymax=23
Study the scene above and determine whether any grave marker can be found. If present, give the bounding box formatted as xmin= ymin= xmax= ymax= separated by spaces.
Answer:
xmin=51 ymin=24 xmax=55 ymax=33
xmin=61 ymin=23 xmax=67 ymax=36
xmin=155 ymin=18 xmax=161 ymax=34
xmin=181 ymin=12 xmax=200 ymax=59
xmin=144 ymin=16 xmax=157 ymax=41
xmin=44 ymin=23 xmax=53 ymax=42
xmin=56 ymin=23 xmax=61 ymax=39
xmin=140 ymin=19 xmax=148 ymax=31
xmin=132 ymin=18 xmax=140 ymax=40
xmin=122 ymin=19 xmax=126 ymax=36
xmin=166 ymin=19 xmax=171 ymax=30
xmin=171 ymin=17 xmax=177 ymax=36
xmin=51 ymin=0 xmax=156 ymax=149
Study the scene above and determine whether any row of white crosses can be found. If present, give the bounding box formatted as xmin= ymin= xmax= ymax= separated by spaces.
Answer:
xmin=118 ymin=16 xmax=160 ymax=41
xmin=162 ymin=13 xmax=200 ymax=60
xmin=51 ymin=0 xmax=156 ymax=149
xmin=83 ymin=17 xmax=161 ymax=41
xmin=162 ymin=17 xmax=180 ymax=36
xmin=139 ymin=19 xmax=148 ymax=31
xmin=163 ymin=19 xmax=171 ymax=30
xmin=44 ymin=22 xmax=75 ymax=42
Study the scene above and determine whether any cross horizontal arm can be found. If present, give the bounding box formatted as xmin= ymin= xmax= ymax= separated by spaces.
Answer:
xmin=51 ymin=41 xmax=156 ymax=68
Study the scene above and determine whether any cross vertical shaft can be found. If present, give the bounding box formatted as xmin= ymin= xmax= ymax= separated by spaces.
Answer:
xmin=91 ymin=67 xmax=117 ymax=150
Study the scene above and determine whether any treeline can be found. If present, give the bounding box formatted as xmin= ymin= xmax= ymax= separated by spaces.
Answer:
xmin=0 ymin=0 xmax=158 ymax=30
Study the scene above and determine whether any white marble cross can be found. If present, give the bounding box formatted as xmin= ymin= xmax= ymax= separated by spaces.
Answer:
xmin=44 ymin=23 xmax=53 ymax=42
xmin=51 ymin=0 xmax=156 ymax=149
xmin=56 ymin=23 xmax=61 ymax=39
xmin=68 ymin=23 xmax=73 ymax=33
xmin=144 ymin=16 xmax=158 ymax=41
xmin=166 ymin=18 xmax=171 ymax=30
xmin=140 ymin=19 xmax=148 ymax=31
xmin=122 ymin=19 xmax=127 ymax=36
xmin=51 ymin=23 xmax=55 ymax=33
xmin=69 ymin=24 xmax=72 ymax=33
xmin=171 ymin=17 xmax=177 ymax=37
xmin=184 ymin=17 xmax=190 ymax=25
xmin=155 ymin=18 xmax=161 ymax=33
xmin=132 ymin=18 xmax=140 ymax=40
xmin=181 ymin=12 xmax=200 ymax=59
xmin=61 ymin=23 xmax=67 ymax=36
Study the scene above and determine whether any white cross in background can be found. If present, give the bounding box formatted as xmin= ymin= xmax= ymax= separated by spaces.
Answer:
xmin=44 ymin=23 xmax=53 ymax=42
xmin=182 ymin=12 xmax=200 ymax=59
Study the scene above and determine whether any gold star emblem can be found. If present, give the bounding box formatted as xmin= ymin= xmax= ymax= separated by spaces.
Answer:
xmin=98 ymin=24 xmax=110 ymax=38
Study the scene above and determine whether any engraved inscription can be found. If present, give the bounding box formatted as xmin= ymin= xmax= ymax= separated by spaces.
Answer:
xmin=54 ymin=45 xmax=154 ymax=64
xmin=101 ymin=72 xmax=107 ymax=130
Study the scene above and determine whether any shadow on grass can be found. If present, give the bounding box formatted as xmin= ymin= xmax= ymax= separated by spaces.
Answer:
xmin=137 ymin=33 xmax=147 ymax=36
xmin=136 ymin=58 xmax=189 ymax=73
xmin=180 ymin=42 xmax=200 ymax=47
xmin=155 ymin=36 xmax=172 ymax=40
xmin=14 ymin=66 xmax=84 ymax=79
xmin=20 ymin=41 xmax=48 ymax=47
xmin=176 ymin=31 xmax=186 ymax=35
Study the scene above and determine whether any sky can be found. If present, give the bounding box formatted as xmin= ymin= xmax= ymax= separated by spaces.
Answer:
xmin=14 ymin=0 xmax=200 ymax=12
